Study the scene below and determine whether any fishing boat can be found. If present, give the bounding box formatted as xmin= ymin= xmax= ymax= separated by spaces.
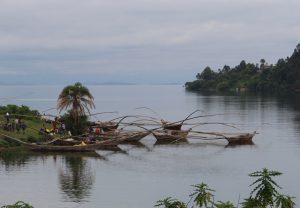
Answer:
xmin=100 ymin=122 xmax=119 ymax=132
xmin=90 ymin=121 xmax=119 ymax=133
xmin=52 ymin=137 xmax=122 ymax=151
xmin=161 ymin=120 xmax=182 ymax=130
xmin=95 ymin=129 xmax=150 ymax=142
xmin=0 ymin=132 xmax=122 ymax=152
xmin=152 ymin=129 xmax=190 ymax=143
xmin=160 ymin=110 xmax=202 ymax=131
xmin=224 ymin=132 xmax=256 ymax=144
xmin=24 ymin=138 xmax=121 ymax=152
xmin=95 ymin=116 xmax=133 ymax=133
xmin=191 ymin=131 xmax=257 ymax=145
xmin=120 ymin=131 xmax=150 ymax=142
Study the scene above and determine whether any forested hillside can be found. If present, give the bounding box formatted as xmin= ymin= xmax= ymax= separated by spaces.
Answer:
xmin=185 ymin=44 xmax=300 ymax=92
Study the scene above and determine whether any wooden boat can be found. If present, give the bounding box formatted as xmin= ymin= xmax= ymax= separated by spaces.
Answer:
xmin=95 ymin=130 xmax=150 ymax=143
xmin=96 ymin=116 xmax=132 ymax=133
xmin=51 ymin=138 xmax=122 ymax=151
xmin=25 ymin=142 xmax=112 ymax=152
xmin=190 ymin=130 xmax=256 ymax=145
xmin=160 ymin=110 xmax=202 ymax=130
xmin=161 ymin=120 xmax=182 ymax=130
xmin=52 ymin=138 xmax=82 ymax=146
xmin=119 ymin=131 xmax=150 ymax=143
xmin=101 ymin=123 xmax=118 ymax=132
xmin=152 ymin=129 xmax=190 ymax=143
xmin=224 ymin=132 xmax=256 ymax=144
xmin=162 ymin=123 xmax=182 ymax=130
xmin=91 ymin=121 xmax=119 ymax=133
xmin=99 ymin=116 xmax=134 ymax=132
xmin=24 ymin=137 xmax=122 ymax=152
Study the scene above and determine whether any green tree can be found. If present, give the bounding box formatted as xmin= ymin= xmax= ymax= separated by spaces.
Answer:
xmin=62 ymin=112 xmax=89 ymax=135
xmin=197 ymin=67 xmax=216 ymax=81
xmin=155 ymin=197 xmax=187 ymax=208
xmin=247 ymin=168 xmax=282 ymax=207
xmin=57 ymin=82 xmax=95 ymax=122
xmin=241 ymin=198 xmax=264 ymax=208
xmin=274 ymin=195 xmax=296 ymax=208
xmin=189 ymin=183 xmax=215 ymax=208
xmin=215 ymin=201 xmax=235 ymax=208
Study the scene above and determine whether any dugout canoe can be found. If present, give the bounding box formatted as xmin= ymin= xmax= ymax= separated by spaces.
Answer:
xmin=152 ymin=129 xmax=190 ymax=143
xmin=101 ymin=124 xmax=119 ymax=132
xmin=52 ymin=138 xmax=123 ymax=151
xmin=119 ymin=131 xmax=151 ymax=142
xmin=225 ymin=132 xmax=256 ymax=144
xmin=24 ymin=138 xmax=122 ymax=152
xmin=161 ymin=119 xmax=182 ymax=130
xmin=95 ymin=130 xmax=150 ymax=143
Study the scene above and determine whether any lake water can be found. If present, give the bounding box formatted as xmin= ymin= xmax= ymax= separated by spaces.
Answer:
xmin=0 ymin=85 xmax=300 ymax=207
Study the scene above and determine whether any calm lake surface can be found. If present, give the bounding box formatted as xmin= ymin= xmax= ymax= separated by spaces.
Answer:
xmin=1 ymin=85 xmax=300 ymax=207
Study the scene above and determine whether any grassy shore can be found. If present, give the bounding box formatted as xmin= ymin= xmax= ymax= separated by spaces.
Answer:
xmin=0 ymin=116 xmax=52 ymax=148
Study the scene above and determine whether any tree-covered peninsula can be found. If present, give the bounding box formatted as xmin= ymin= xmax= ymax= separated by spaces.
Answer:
xmin=185 ymin=44 xmax=300 ymax=92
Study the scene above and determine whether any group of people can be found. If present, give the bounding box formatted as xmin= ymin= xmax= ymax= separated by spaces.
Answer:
xmin=89 ymin=126 xmax=102 ymax=135
xmin=3 ymin=112 xmax=27 ymax=134
xmin=40 ymin=116 xmax=67 ymax=136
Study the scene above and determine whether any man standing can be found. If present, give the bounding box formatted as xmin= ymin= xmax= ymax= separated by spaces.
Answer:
xmin=5 ymin=112 xmax=10 ymax=123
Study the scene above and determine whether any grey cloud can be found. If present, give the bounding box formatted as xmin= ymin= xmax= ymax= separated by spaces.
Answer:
xmin=0 ymin=0 xmax=299 ymax=83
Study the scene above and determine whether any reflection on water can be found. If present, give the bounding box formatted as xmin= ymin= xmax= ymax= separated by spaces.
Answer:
xmin=0 ymin=150 xmax=101 ymax=204
xmin=0 ymin=149 xmax=33 ymax=171
xmin=59 ymin=155 xmax=94 ymax=202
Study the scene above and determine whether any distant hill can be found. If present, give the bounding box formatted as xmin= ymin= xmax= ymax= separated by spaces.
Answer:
xmin=185 ymin=44 xmax=300 ymax=92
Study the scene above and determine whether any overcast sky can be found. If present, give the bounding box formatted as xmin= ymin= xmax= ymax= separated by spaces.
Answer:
xmin=0 ymin=0 xmax=299 ymax=84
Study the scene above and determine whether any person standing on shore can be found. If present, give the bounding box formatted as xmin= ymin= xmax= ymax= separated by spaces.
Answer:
xmin=5 ymin=112 xmax=10 ymax=123
xmin=21 ymin=122 xmax=27 ymax=134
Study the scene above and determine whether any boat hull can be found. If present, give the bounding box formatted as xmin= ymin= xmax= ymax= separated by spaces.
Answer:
xmin=152 ymin=130 xmax=189 ymax=143
xmin=96 ymin=131 xmax=150 ymax=143
xmin=25 ymin=138 xmax=122 ymax=152
xmin=120 ymin=132 xmax=150 ymax=142
xmin=163 ymin=124 xmax=182 ymax=130
xmin=225 ymin=133 xmax=255 ymax=144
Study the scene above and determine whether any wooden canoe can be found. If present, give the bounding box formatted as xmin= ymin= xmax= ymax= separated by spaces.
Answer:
xmin=51 ymin=138 xmax=122 ymax=151
xmin=95 ymin=130 xmax=150 ymax=143
xmin=96 ymin=122 xmax=119 ymax=132
xmin=225 ymin=132 xmax=256 ymax=144
xmin=120 ymin=131 xmax=150 ymax=143
xmin=161 ymin=120 xmax=182 ymax=130
xmin=24 ymin=138 xmax=122 ymax=152
xmin=152 ymin=130 xmax=190 ymax=142
xmin=102 ymin=124 xmax=118 ymax=133
xmin=162 ymin=123 xmax=182 ymax=130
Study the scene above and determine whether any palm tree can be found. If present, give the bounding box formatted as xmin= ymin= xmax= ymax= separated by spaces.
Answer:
xmin=57 ymin=82 xmax=95 ymax=122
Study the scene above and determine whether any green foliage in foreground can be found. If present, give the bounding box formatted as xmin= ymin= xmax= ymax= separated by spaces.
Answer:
xmin=185 ymin=44 xmax=300 ymax=92
xmin=1 ymin=201 xmax=33 ymax=208
xmin=155 ymin=168 xmax=295 ymax=208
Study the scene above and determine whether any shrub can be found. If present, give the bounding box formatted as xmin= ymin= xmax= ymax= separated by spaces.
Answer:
xmin=1 ymin=201 xmax=33 ymax=208
xmin=62 ymin=112 xmax=89 ymax=135
xmin=155 ymin=168 xmax=296 ymax=208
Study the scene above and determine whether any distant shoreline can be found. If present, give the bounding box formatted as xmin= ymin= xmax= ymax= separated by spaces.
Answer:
xmin=185 ymin=44 xmax=300 ymax=93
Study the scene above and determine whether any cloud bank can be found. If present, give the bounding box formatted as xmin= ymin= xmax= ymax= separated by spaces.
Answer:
xmin=0 ymin=0 xmax=299 ymax=84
